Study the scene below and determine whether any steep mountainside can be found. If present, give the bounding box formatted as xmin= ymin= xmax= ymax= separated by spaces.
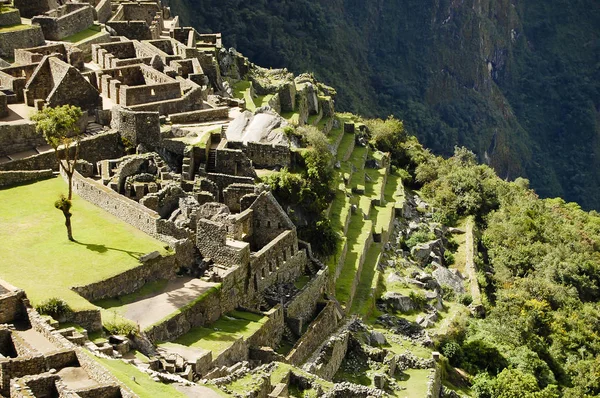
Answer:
xmin=167 ymin=0 xmax=600 ymax=210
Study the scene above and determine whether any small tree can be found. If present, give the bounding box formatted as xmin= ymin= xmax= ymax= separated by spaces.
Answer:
xmin=32 ymin=105 xmax=83 ymax=241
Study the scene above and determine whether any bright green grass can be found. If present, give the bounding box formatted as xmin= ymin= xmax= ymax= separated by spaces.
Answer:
xmin=62 ymin=24 xmax=103 ymax=43
xmin=329 ymin=190 xmax=351 ymax=233
xmin=372 ymin=202 xmax=396 ymax=240
xmin=165 ymin=310 xmax=267 ymax=355
xmin=233 ymin=81 xmax=273 ymax=112
xmin=307 ymin=113 xmax=321 ymax=126
xmin=397 ymin=368 xmax=433 ymax=397
xmin=92 ymin=354 xmax=188 ymax=398
xmin=0 ymin=177 xmax=166 ymax=310
xmin=350 ymin=243 xmax=382 ymax=316
xmin=450 ymin=218 xmax=468 ymax=275
xmin=281 ymin=111 xmax=300 ymax=124
xmin=335 ymin=215 xmax=373 ymax=306
xmin=336 ymin=132 xmax=355 ymax=161
xmin=0 ymin=24 xmax=33 ymax=33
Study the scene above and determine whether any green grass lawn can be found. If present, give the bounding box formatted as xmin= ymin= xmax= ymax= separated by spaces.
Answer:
xmin=336 ymin=132 xmax=355 ymax=161
xmin=163 ymin=310 xmax=267 ymax=355
xmin=62 ymin=24 xmax=102 ymax=43
xmin=233 ymin=80 xmax=273 ymax=112
xmin=0 ymin=177 xmax=166 ymax=310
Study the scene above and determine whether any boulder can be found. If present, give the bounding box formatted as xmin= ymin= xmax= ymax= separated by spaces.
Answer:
xmin=432 ymin=265 xmax=465 ymax=294
xmin=370 ymin=331 xmax=387 ymax=346
xmin=378 ymin=292 xmax=416 ymax=313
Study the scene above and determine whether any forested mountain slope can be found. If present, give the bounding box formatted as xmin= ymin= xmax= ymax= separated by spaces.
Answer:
xmin=166 ymin=0 xmax=600 ymax=210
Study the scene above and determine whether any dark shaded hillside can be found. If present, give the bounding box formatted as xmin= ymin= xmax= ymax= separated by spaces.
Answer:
xmin=166 ymin=0 xmax=600 ymax=210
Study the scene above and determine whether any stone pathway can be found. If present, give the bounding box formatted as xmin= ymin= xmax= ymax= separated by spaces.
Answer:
xmin=14 ymin=328 xmax=58 ymax=354
xmin=122 ymin=278 xmax=219 ymax=329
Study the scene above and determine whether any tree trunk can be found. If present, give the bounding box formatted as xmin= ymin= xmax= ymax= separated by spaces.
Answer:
xmin=63 ymin=209 xmax=74 ymax=241
xmin=67 ymin=171 xmax=73 ymax=200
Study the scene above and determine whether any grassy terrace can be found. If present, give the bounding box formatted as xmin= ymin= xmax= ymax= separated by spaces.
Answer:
xmin=63 ymin=24 xmax=103 ymax=43
xmin=160 ymin=310 xmax=267 ymax=355
xmin=233 ymin=80 xmax=273 ymax=112
xmin=0 ymin=177 xmax=166 ymax=310
xmin=0 ymin=24 xmax=33 ymax=33
xmin=334 ymin=213 xmax=373 ymax=307
xmin=92 ymin=353 xmax=189 ymax=398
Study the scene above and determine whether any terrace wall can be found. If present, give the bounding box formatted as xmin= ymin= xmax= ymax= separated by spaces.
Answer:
xmin=0 ymin=131 xmax=124 ymax=173
xmin=32 ymin=4 xmax=95 ymax=41
xmin=0 ymin=170 xmax=54 ymax=188
xmin=286 ymin=301 xmax=341 ymax=366
xmin=0 ymin=26 xmax=45 ymax=59
xmin=285 ymin=268 xmax=328 ymax=335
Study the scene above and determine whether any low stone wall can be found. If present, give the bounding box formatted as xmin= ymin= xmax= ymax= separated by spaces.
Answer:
xmin=426 ymin=363 xmax=442 ymax=398
xmin=285 ymin=268 xmax=328 ymax=335
xmin=246 ymin=306 xmax=284 ymax=349
xmin=310 ymin=330 xmax=350 ymax=381
xmin=71 ymin=251 xmax=182 ymax=302
xmin=0 ymin=122 xmax=43 ymax=158
xmin=0 ymin=26 xmax=45 ymax=59
xmin=44 ymin=349 xmax=78 ymax=370
xmin=68 ymin=167 xmax=161 ymax=239
xmin=144 ymin=285 xmax=222 ymax=343
xmin=32 ymin=4 xmax=95 ymax=41
xmin=0 ymin=131 xmax=124 ymax=173
xmin=64 ymin=309 xmax=103 ymax=333
xmin=0 ymin=289 xmax=26 ymax=324
xmin=0 ymin=170 xmax=54 ymax=188
xmin=0 ymin=9 xmax=21 ymax=26
xmin=95 ymin=0 xmax=112 ymax=23
xmin=286 ymin=301 xmax=341 ymax=366
xmin=75 ymin=350 xmax=136 ymax=398
xmin=0 ymin=355 xmax=46 ymax=396
xmin=169 ymin=107 xmax=229 ymax=124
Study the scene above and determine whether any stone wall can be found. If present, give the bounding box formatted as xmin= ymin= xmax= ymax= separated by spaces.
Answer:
xmin=110 ymin=106 xmax=160 ymax=149
xmin=0 ymin=9 xmax=22 ymax=26
xmin=106 ymin=21 xmax=154 ymax=40
xmin=286 ymin=301 xmax=341 ymax=366
xmin=426 ymin=363 xmax=442 ymax=398
xmin=71 ymin=251 xmax=184 ymax=302
xmin=0 ymin=170 xmax=53 ymax=188
xmin=0 ymin=26 xmax=45 ymax=59
xmin=32 ymin=4 xmax=95 ymax=41
xmin=15 ymin=44 xmax=84 ymax=70
xmin=128 ymin=86 xmax=204 ymax=116
xmin=119 ymin=82 xmax=181 ymax=106
xmin=250 ymin=230 xmax=306 ymax=294
xmin=207 ymin=172 xmax=254 ymax=201
xmin=144 ymin=285 xmax=222 ymax=343
xmin=0 ymin=289 xmax=26 ymax=324
xmin=249 ymin=192 xmax=295 ymax=249
xmin=196 ymin=218 xmax=250 ymax=268
xmin=0 ymin=131 xmax=123 ymax=173
xmin=227 ymin=141 xmax=291 ymax=169
xmin=95 ymin=0 xmax=112 ymax=23
xmin=309 ymin=330 xmax=350 ymax=381
xmin=0 ymin=64 xmax=39 ymax=103
xmin=168 ymin=107 xmax=228 ymax=124
xmin=285 ymin=268 xmax=328 ymax=335
xmin=13 ymin=0 xmax=56 ymax=19
xmin=223 ymin=183 xmax=255 ymax=213
xmin=246 ymin=306 xmax=284 ymax=349
xmin=43 ymin=349 xmax=78 ymax=370
xmin=215 ymin=148 xmax=256 ymax=178
xmin=0 ymin=355 xmax=46 ymax=396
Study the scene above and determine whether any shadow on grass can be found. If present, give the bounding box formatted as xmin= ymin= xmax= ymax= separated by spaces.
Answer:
xmin=73 ymin=240 xmax=145 ymax=259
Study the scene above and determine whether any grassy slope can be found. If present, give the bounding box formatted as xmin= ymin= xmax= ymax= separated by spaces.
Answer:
xmin=0 ymin=177 xmax=165 ymax=310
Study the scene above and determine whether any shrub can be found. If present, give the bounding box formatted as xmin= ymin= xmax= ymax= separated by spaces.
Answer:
xmin=36 ymin=298 xmax=72 ymax=319
xmin=104 ymin=313 xmax=138 ymax=336
xmin=405 ymin=229 xmax=436 ymax=249
xmin=441 ymin=284 xmax=456 ymax=301
xmin=442 ymin=341 xmax=463 ymax=365
xmin=458 ymin=294 xmax=473 ymax=306
xmin=409 ymin=290 xmax=428 ymax=309
xmin=444 ymin=251 xmax=455 ymax=266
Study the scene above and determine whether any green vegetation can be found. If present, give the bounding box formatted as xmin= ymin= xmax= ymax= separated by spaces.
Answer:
xmin=232 ymin=80 xmax=273 ymax=111
xmin=173 ymin=0 xmax=600 ymax=211
xmin=0 ymin=24 xmax=32 ymax=33
xmin=0 ymin=177 xmax=166 ymax=310
xmin=163 ymin=310 xmax=267 ymax=354
xmin=92 ymin=354 xmax=188 ymax=398
xmin=62 ymin=24 xmax=103 ymax=43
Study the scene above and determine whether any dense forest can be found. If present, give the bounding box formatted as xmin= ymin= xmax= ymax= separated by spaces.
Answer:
xmin=166 ymin=0 xmax=600 ymax=210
